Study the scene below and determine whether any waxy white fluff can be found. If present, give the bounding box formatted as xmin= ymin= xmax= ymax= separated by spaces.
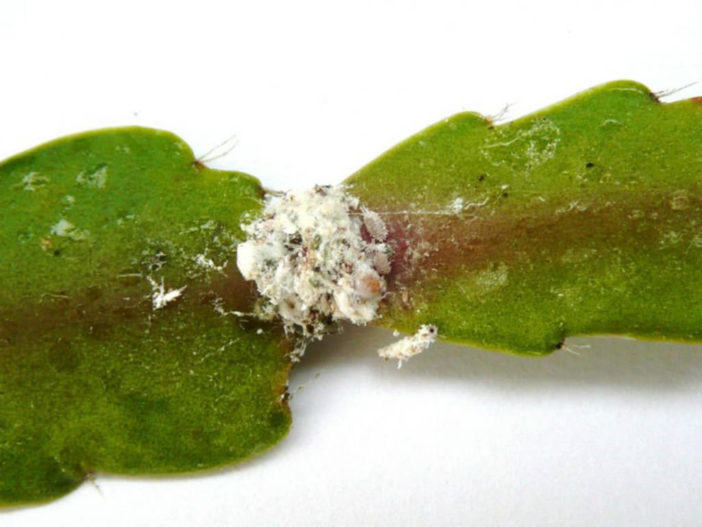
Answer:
xmin=237 ymin=185 xmax=392 ymax=358
xmin=378 ymin=325 xmax=438 ymax=368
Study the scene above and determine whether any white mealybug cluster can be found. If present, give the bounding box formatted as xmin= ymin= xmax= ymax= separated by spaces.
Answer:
xmin=237 ymin=185 xmax=392 ymax=358
xmin=377 ymin=324 xmax=438 ymax=368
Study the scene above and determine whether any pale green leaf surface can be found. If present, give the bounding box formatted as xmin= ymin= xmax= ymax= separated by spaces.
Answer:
xmin=348 ymin=81 xmax=702 ymax=354
xmin=0 ymin=128 xmax=291 ymax=506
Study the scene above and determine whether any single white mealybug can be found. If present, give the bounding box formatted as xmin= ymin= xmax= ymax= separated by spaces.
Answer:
xmin=377 ymin=324 xmax=438 ymax=368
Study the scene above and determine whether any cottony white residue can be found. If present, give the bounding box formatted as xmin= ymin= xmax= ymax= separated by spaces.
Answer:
xmin=75 ymin=165 xmax=108 ymax=189
xmin=378 ymin=324 xmax=438 ymax=368
xmin=194 ymin=253 xmax=227 ymax=274
xmin=237 ymin=185 xmax=391 ymax=356
xmin=50 ymin=218 xmax=90 ymax=241
xmin=450 ymin=197 xmax=464 ymax=214
xmin=50 ymin=218 xmax=76 ymax=237
xmin=17 ymin=172 xmax=49 ymax=191
xmin=147 ymin=276 xmax=186 ymax=310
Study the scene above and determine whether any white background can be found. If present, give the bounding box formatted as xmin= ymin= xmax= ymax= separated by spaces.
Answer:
xmin=2 ymin=1 xmax=701 ymax=525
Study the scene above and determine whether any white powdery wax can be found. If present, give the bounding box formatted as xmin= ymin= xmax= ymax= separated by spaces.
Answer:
xmin=378 ymin=325 xmax=438 ymax=368
xmin=237 ymin=185 xmax=392 ymax=356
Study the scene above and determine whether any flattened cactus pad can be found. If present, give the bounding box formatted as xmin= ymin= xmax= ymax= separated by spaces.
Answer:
xmin=0 ymin=128 xmax=291 ymax=506
xmin=347 ymin=81 xmax=702 ymax=354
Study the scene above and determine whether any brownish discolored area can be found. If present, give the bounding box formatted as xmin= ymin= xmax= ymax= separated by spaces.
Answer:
xmin=0 ymin=264 xmax=267 ymax=353
xmin=380 ymin=187 xmax=700 ymax=309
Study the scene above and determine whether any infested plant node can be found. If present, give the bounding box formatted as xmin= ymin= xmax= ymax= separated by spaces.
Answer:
xmin=237 ymin=185 xmax=392 ymax=359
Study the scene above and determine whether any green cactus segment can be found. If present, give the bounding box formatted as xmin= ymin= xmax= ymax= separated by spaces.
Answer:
xmin=0 ymin=128 xmax=291 ymax=506
xmin=348 ymin=81 xmax=702 ymax=354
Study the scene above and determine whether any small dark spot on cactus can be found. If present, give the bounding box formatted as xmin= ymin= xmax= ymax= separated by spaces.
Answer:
xmin=0 ymin=320 xmax=19 ymax=345
xmin=269 ymin=408 xmax=289 ymax=429
xmin=88 ymin=322 xmax=112 ymax=340
xmin=85 ymin=286 xmax=102 ymax=302
xmin=190 ymin=427 xmax=205 ymax=442
xmin=48 ymin=339 xmax=80 ymax=373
